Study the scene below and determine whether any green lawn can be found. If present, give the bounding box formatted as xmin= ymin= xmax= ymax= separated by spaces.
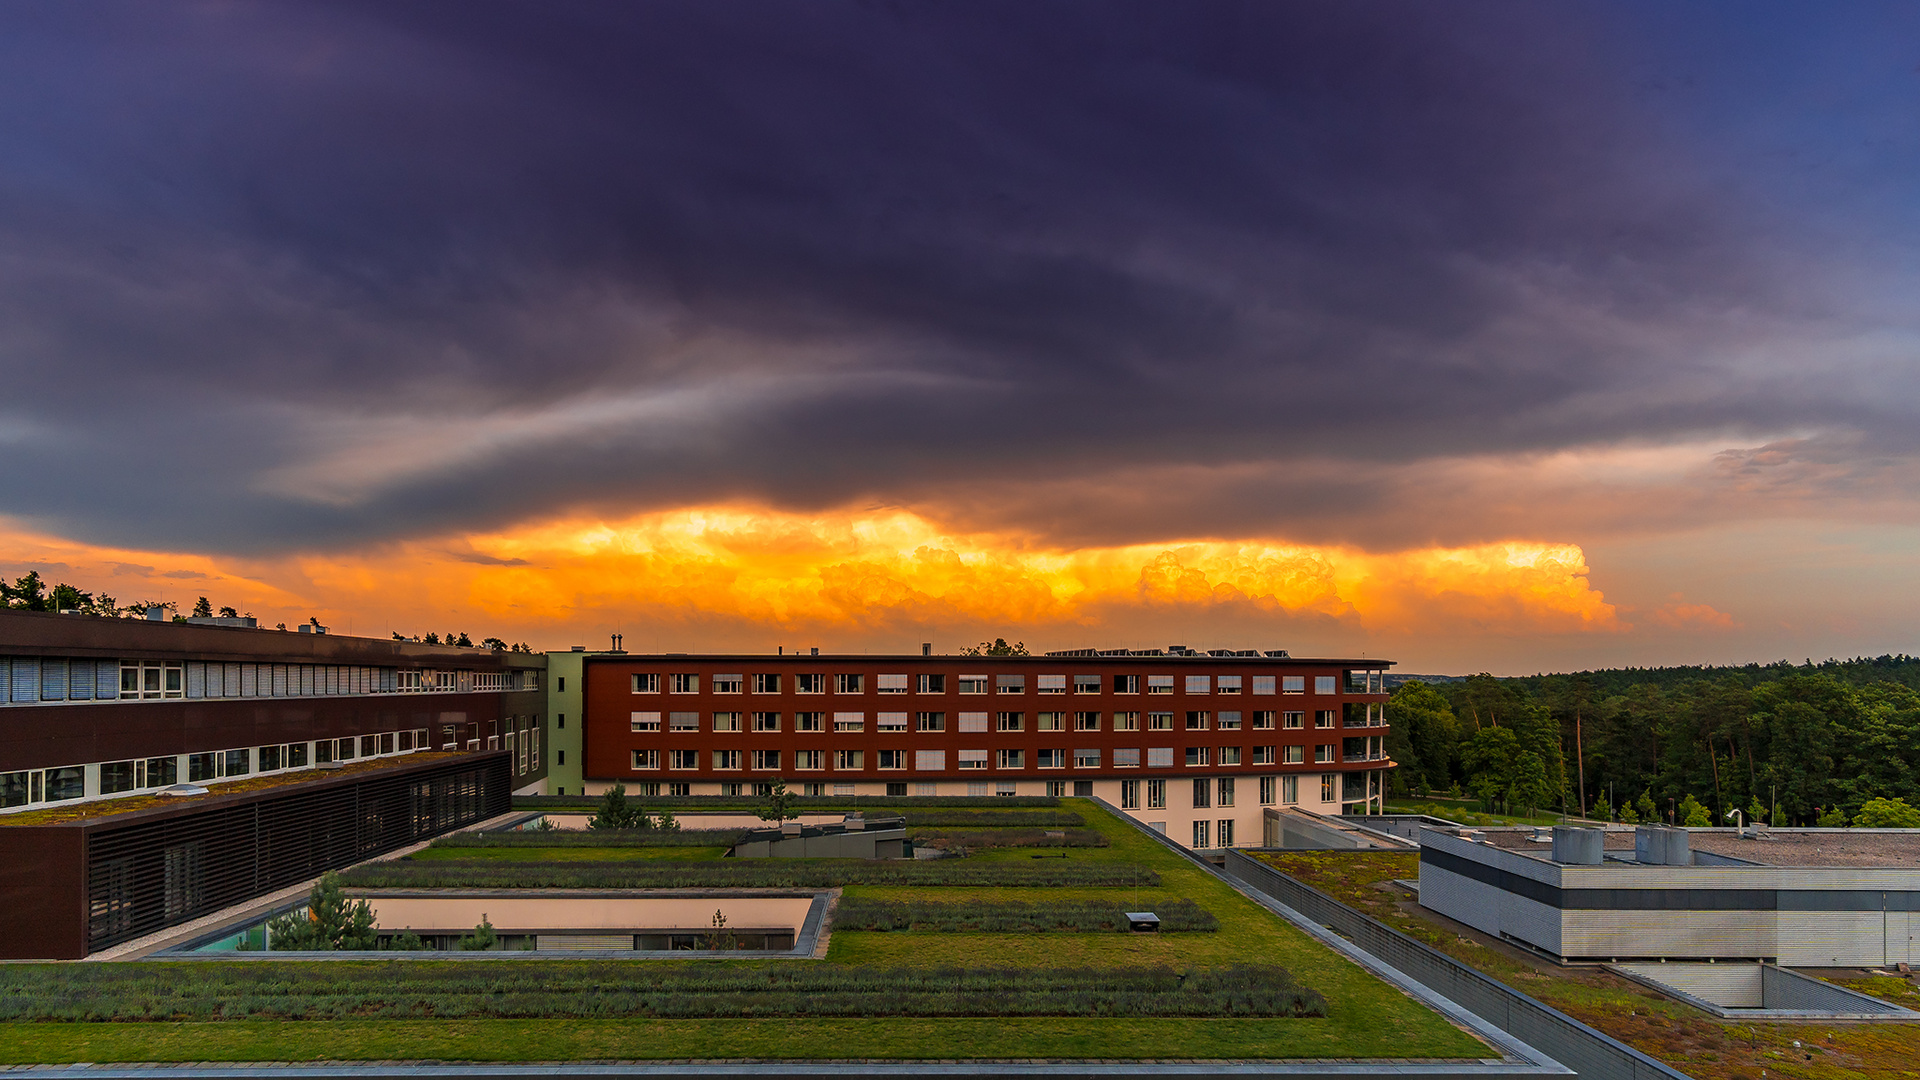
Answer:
xmin=0 ymin=800 xmax=1490 ymax=1063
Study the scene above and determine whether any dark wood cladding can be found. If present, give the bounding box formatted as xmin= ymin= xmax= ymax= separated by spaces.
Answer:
xmin=0 ymin=691 xmax=543 ymax=773
xmin=0 ymin=751 xmax=510 ymax=960
xmin=0 ymin=608 xmax=546 ymax=669
xmin=582 ymin=654 xmax=1392 ymax=783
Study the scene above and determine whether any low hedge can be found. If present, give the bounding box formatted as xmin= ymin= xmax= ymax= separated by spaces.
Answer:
xmin=910 ymin=827 xmax=1108 ymax=849
xmin=832 ymin=898 xmax=1216 ymax=933
xmin=514 ymin=794 xmax=1063 ymax=810
xmin=434 ymin=829 xmax=743 ymax=849
xmin=342 ymin=859 xmax=1159 ymax=890
xmin=0 ymin=963 xmax=1317 ymax=1020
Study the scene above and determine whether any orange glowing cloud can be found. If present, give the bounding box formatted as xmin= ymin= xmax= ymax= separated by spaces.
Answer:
xmin=1645 ymin=595 xmax=1739 ymax=632
xmin=0 ymin=507 xmax=1622 ymax=652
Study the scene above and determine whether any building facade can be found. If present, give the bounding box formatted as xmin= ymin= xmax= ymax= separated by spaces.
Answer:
xmin=577 ymin=649 xmax=1393 ymax=848
xmin=0 ymin=608 xmax=548 ymax=813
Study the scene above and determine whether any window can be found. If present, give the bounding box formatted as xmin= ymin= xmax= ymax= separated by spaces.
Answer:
xmin=1074 ymin=711 xmax=1100 ymax=731
xmin=1046 ymin=781 xmax=1066 ymax=797
xmin=957 ymin=675 xmax=988 ymax=694
xmin=1252 ymin=746 xmax=1275 ymax=765
xmin=795 ymin=750 xmax=824 ymax=770
xmin=753 ymin=673 xmax=780 ymax=693
xmin=668 ymin=782 xmax=691 ymax=796
xmin=1185 ymin=746 xmax=1209 ymax=767
xmin=712 ymin=712 xmax=742 ymax=732
xmin=1217 ymin=711 xmax=1242 ymax=730
xmin=713 ymin=674 xmax=743 ymax=694
xmin=1036 ymin=711 xmax=1065 ymax=731
xmin=996 ymin=674 xmax=1025 ymax=694
xmin=1148 ymin=712 xmax=1174 ymax=731
xmin=916 ymin=782 xmax=937 ymax=796
xmin=834 ymin=749 xmax=864 ymax=770
xmin=1315 ymin=710 xmax=1336 ymax=729
xmin=1192 ymin=820 xmax=1210 ymax=848
xmin=995 ymin=782 xmax=1017 ymax=797
xmin=1285 ymin=775 xmax=1300 ymax=804
xmin=958 ymin=712 xmax=988 ymax=732
xmin=1252 ymin=711 xmax=1275 ymax=730
xmin=877 ymin=711 xmax=909 ymax=732
xmin=1036 ymin=674 xmax=1066 ymax=695
xmin=1217 ymin=819 xmax=1235 ymax=847
xmin=257 ymin=746 xmax=281 ymax=772
xmin=632 ymin=749 xmax=660 ymax=770
xmin=752 ymin=711 xmax=780 ymax=732
xmin=877 ymin=673 xmax=908 ymax=694
xmin=1112 ymin=711 xmax=1139 ymax=732
xmin=1113 ymin=674 xmax=1140 ymax=694
xmin=669 ymin=711 xmax=699 ymax=731
xmin=224 ymin=749 xmax=250 ymax=776
xmin=834 ymin=712 xmax=865 ymax=732
xmin=670 ymin=749 xmax=698 ymax=770
xmin=1073 ymin=674 xmax=1101 ymax=694
xmin=1120 ymin=779 xmax=1140 ymax=808
xmin=1282 ymin=676 xmax=1305 ymax=695
xmin=1113 ymin=748 xmax=1141 ymax=767
xmin=1185 ymin=711 xmax=1209 ymax=730
xmin=1147 ymin=675 xmax=1174 ymax=695
xmin=835 ymin=673 xmax=865 ymax=694
xmin=796 ymin=673 xmax=826 ymax=694
xmin=1284 ymin=711 xmax=1305 ymax=729
xmin=835 ymin=783 xmax=856 ymax=796
xmin=1147 ymin=778 xmax=1166 ymax=809
xmin=669 ymin=673 xmax=699 ymax=693
xmin=1315 ymin=745 xmax=1334 ymax=763
xmin=966 ymin=780 xmax=990 ymax=795
xmin=916 ymin=712 xmax=946 ymax=731
xmin=1074 ymin=748 xmax=1100 ymax=769
xmin=1215 ymin=675 xmax=1241 ymax=695
xmin=752 ymin=750 xmax=781 ymax=770
xmin=915 ymin=750 xmax=946 ymax=771
xmin=1185 ymin=675 xmax=1210 ymax=694
xmin=888 ymin=782 xmax=910 ymax=797
xmin=720 ymin=783 xmax=743 ymax=796
xmin=713 ymin=750 xmax=742 ymax=770
xmin=996 ymin=712 xmax=1024 ymax=732
xmin=1259 ymin=776 xmax=1276 ymax=804
xmin=958 ymin=749 xmax=989 ymax=770
xmin=100 ymin=761 xmax=135 ymax=795
xmin=996 ymin=749 xmax=1025 ymax=769
xmin=1283 ymin=745 xmax=1304 ymax=764
xmin=1321 ymin=774 xmax=1336 ymax=801
xmin=632 ymin=673 xmax=660 ymax=693
xmin=284 ymin=745 xmax=305 ymax=769
xmin=1253 ymin=675 xmax=1276 ymax=695
xmin=795 ymin=711 xmax=825 ymax=732
xmin=917 ymin=673 xmax=946 ymax=693
xmin=1037 ymin=749 xmax=1065 ymax=769
xmin=1314 ymin=675 xmax=1337 ymax=695
xmin=1147 ymin=747 xmax=1174 ymax=768
xmin=1218 ymin=777 xmax=1235 ymax=806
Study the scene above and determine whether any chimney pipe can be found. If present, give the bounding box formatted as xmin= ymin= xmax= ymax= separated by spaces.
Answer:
xmin=810 ymin=647 xmax=819 ymax=656
xmin=922 ymin=642 xmax=932 ymax=656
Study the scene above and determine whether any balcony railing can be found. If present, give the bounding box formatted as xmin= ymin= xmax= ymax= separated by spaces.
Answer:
xmin=1343 ymin=752 xmax=1390 ymax=763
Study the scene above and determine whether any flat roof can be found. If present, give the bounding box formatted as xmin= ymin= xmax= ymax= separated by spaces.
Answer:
xmin=1470 ymin=826 xmax=1920 ymax=867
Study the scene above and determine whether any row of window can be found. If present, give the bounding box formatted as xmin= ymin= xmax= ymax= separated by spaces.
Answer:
xmin=632 ymin=672 xmax=1361 ymax=696
xmin=628 ymin=743 xmax=1352 ymax=772
xmin=0 ymin=656 xmax=536 ymax=704
xmin=616 ymin=774 xmax=1343 ymax=808
xmin=0 ymin=718 xmax=543 ymax=811
xmin=628 ymin=709 xmax=1347 ymax=732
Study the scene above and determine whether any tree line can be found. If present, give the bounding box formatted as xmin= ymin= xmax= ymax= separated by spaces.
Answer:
xmin=1386 ymin=655 xmax=1920 ymax=827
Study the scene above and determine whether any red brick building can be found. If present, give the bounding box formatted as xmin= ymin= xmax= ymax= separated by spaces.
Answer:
xmin=581 ymin=648 xmax=1392 ymax=849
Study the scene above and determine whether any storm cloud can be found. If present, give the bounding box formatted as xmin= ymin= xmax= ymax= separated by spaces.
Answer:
xmin=1 ymin=1 xmax=1917 ymax=554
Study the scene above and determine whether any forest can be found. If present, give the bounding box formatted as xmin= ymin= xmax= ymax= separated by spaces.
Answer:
xmin=1386 ymin=655 xmax=1920 ymax=827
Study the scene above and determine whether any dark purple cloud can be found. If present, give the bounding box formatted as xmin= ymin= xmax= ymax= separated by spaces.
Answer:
xmin=0 ymin=1 xmax=1916 ymax=552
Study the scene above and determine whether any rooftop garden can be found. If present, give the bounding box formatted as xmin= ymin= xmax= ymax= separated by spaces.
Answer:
xmin=0 ymin=800 xmax=1492 ymax=1065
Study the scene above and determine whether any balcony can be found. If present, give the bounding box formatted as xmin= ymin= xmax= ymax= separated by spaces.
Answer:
xmin=1343 ymin=752 xmax=1391 ymax=763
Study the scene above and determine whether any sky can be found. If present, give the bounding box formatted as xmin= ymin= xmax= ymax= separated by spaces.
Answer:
xmin=1 ymin=1 xmax=1917 ymax=673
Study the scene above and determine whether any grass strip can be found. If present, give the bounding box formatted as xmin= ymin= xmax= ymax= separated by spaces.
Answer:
xmin=831 ymin=898 xmax=1215 ymax=933
xmin=343 ymin=859 xmax=1156 ymax=889
xmin=0 ymin=963 xmax=1315 ymax=1020
xmin=910 ymin=827 xmax=1107 ymax=849
xmin=434 ymin=829 xmax=742 ymax=848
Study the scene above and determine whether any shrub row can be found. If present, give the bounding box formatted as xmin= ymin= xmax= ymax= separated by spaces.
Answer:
xmin=342 ymin=859 xmax=1158 ymax=890
xmin=910 ymin=827 xmax=1107 ymax=849
xmin=435 ymin=829 xmax=744 ymax=849
xmin=832 ymin=898 xmax=1216 ymax=933
xmin=514 ymin=794 xmax=1064 ymax=810
xmin=0 ymin=963 xmax=1316 ymax=1020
